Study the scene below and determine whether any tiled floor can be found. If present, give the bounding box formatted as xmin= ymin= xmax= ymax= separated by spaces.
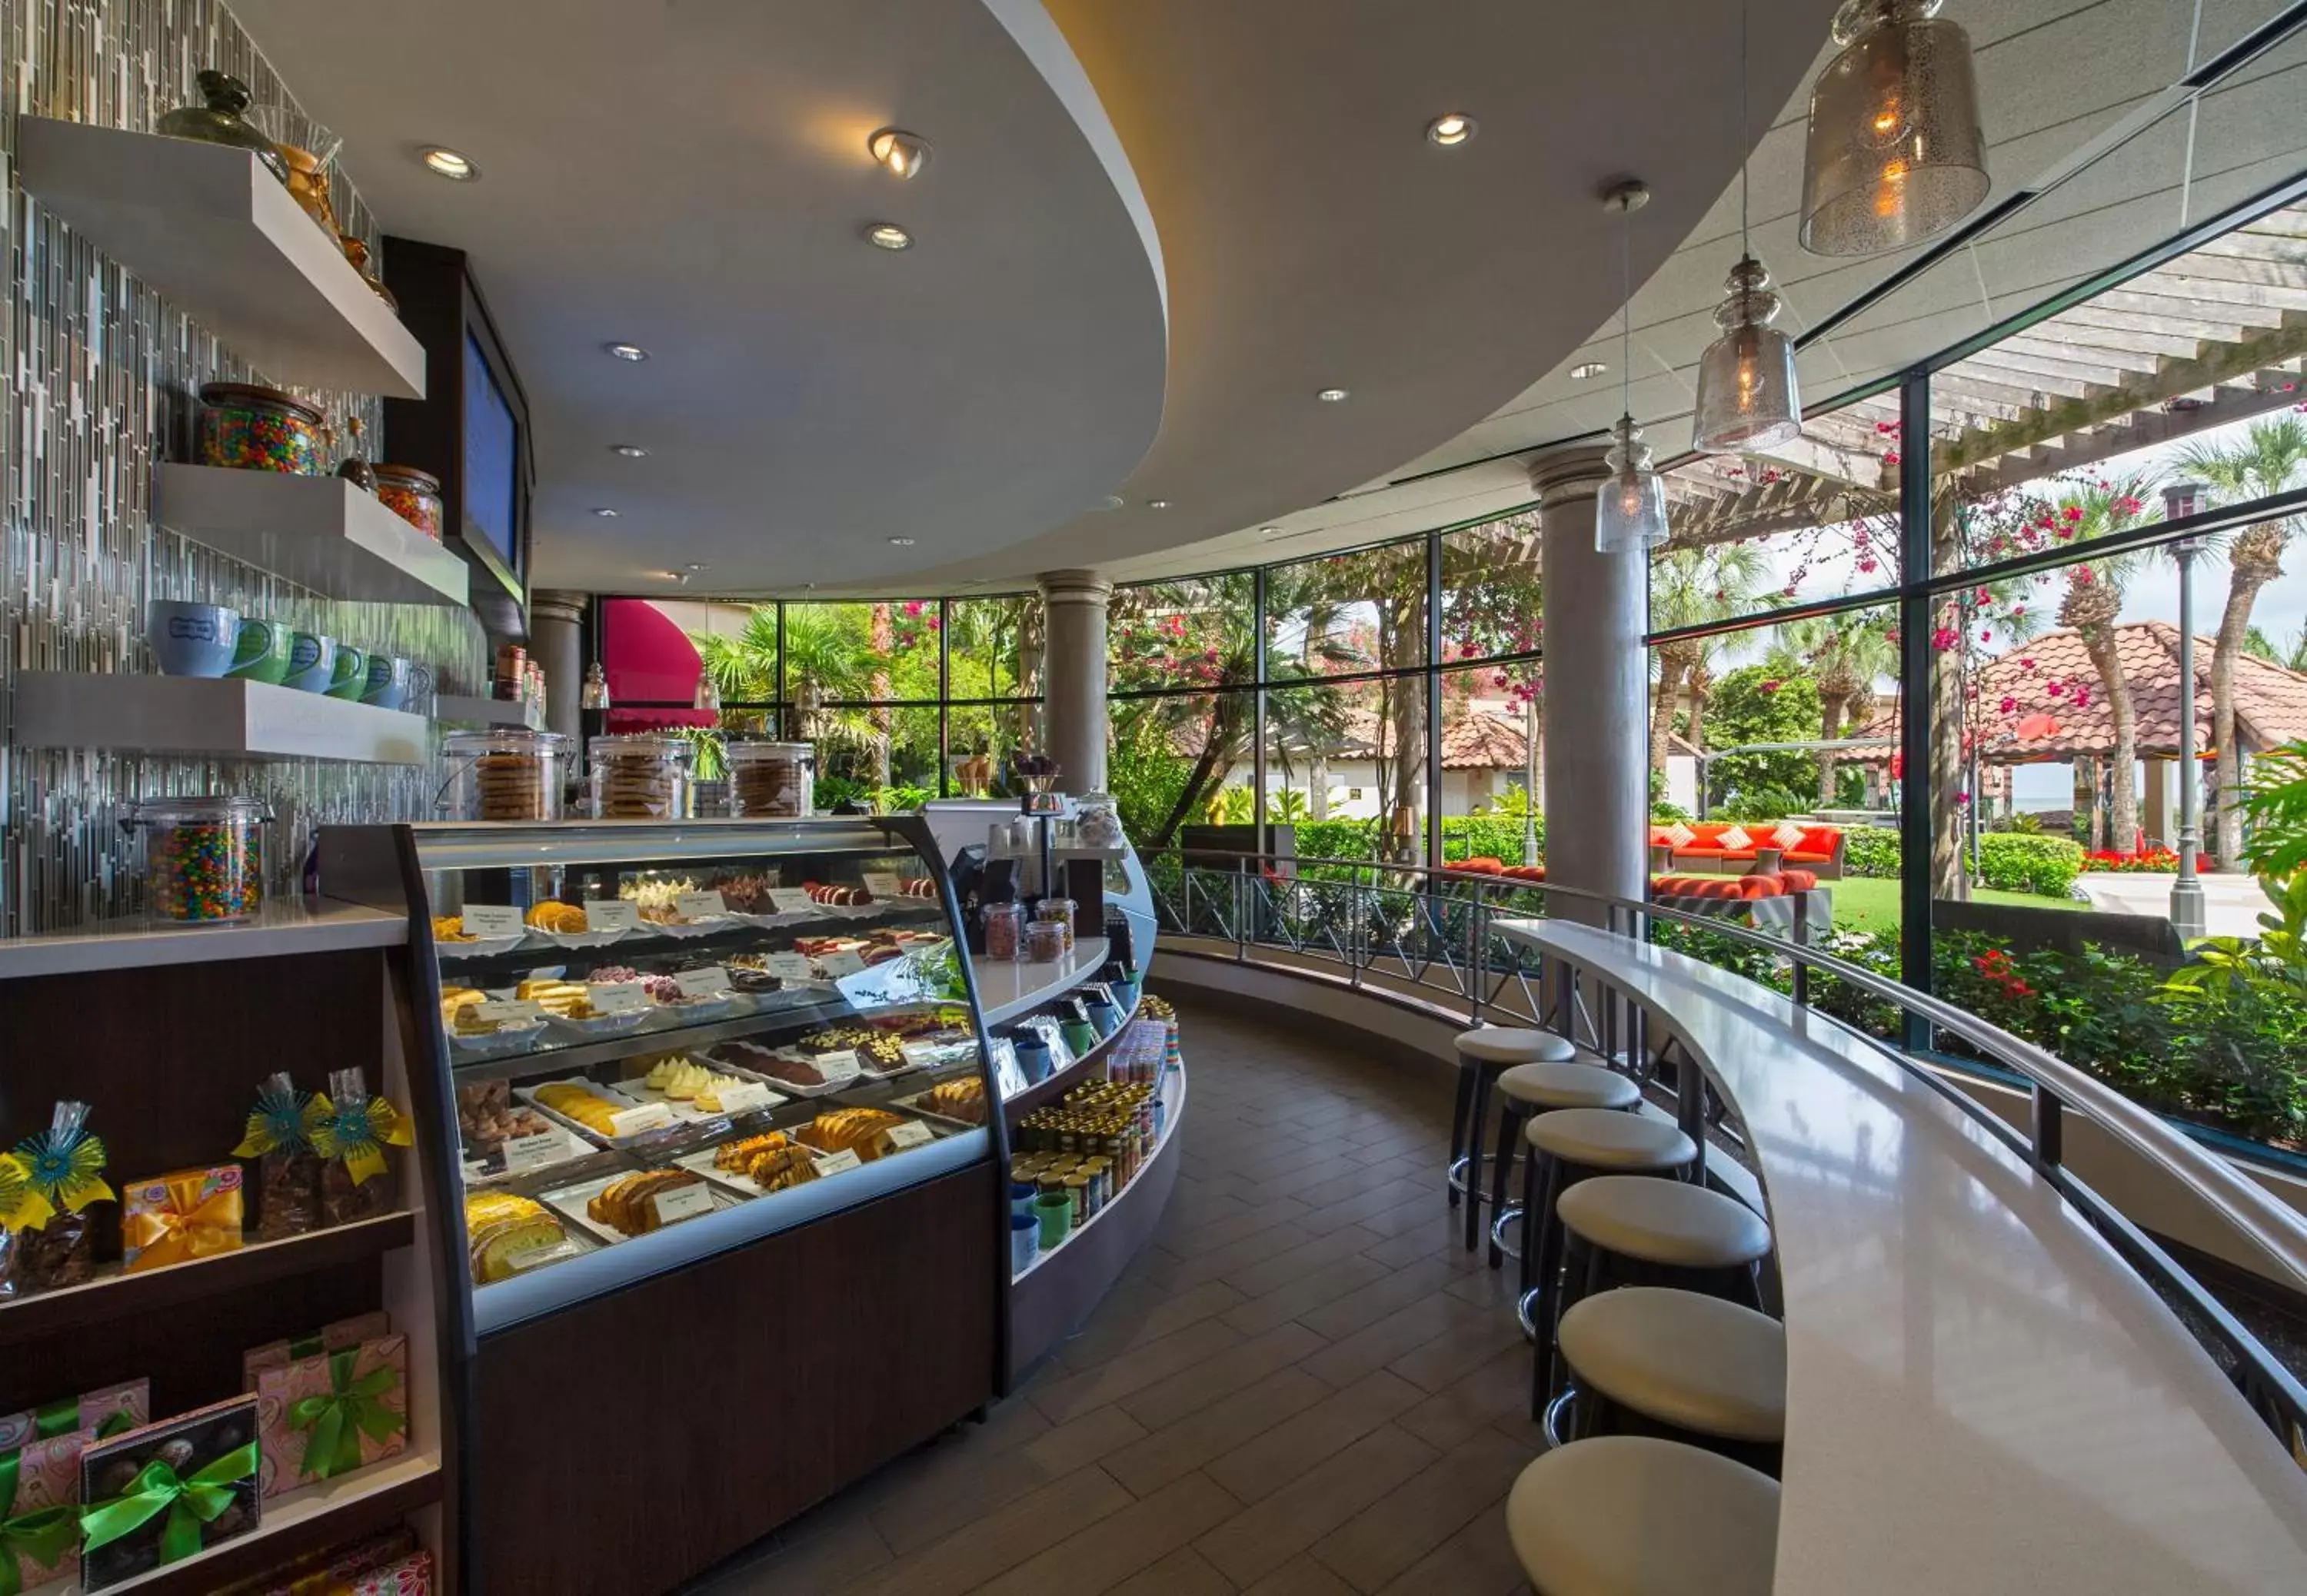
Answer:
xmin=693 ymin=995 xmax=1540 ymax=1596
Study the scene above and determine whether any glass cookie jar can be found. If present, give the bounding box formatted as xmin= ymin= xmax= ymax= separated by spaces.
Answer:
xmin=124 ymin=796 xmax=272 ymax=924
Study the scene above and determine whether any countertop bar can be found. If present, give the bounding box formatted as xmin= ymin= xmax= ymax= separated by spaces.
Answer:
xmin=977 ymin=936 xmax=1111 ymax=1025
xmin=0 ymin=898 xmax=407 ymax=979
xmin=1494 ymin=917 xmax=2307 ymax=1596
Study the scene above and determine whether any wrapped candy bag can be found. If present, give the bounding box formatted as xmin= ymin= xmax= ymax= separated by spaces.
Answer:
xmin=233 ymin=1073 xmax=325 ymax=1239
xmin=10 ymin=1102 xmax=114 ymax=1292
xmin=311 ymin=1070 xmax=411 ymax=1227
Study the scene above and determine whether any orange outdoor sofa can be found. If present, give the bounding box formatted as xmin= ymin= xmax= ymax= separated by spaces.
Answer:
xmin=1647 ymin=820 xmax=1846 ymax=879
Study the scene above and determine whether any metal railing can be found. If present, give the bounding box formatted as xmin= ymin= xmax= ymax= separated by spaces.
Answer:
xmin=1142 ymin=847 xmax=2307 ymax=1460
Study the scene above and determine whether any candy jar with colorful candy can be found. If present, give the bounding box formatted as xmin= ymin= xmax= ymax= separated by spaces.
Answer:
xmin=124 ymin=796 xmax=271 ymax=924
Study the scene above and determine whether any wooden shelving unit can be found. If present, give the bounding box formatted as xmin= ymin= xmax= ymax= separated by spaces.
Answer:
xmin=156 ymin=464 xmax=469 ymax=607
xmin=14 ymin=673 xmax=430 ymax=764
xmin=16 ymin=118 xmax=425 ymax=397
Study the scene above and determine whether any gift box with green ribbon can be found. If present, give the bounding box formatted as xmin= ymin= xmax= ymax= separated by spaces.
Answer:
xmin=254 ymin=1335 xmax=407 ymax=1498
xmin=0 ymin=1425 xmax=92 ymax=1596
xmin=0 ymin=1379 xmax=148 ymax=1457
xmin=242 ymin=1311 xmax=391 ymax=1391
xmin=77 ymin=1395 xmax=261 ymax=1591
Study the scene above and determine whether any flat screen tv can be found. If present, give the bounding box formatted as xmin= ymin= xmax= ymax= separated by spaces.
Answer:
xmin=464 ymin=331 xmax=521 ymax=581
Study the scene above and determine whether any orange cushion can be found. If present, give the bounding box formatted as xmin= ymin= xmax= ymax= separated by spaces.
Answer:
xmin=1778 ymin=868 xmax=1818 ymax=891
xmin=1799 ymin=826 xmax=1842 ymax=854
xmin=1783 ymin=850 xmax=1833 ymax=865
xmin=1675 ymin=846 xmax=1729 ymax=859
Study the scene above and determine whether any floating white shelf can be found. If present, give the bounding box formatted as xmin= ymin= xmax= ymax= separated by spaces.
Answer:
xmin=434 ymin=693 xmax=544 ymax=730
xmin=16 ymin=117 xmax=426 ymax=397
xmin=14 ymin=673 xmax=430 ymax=764
xmin=977 ymin=936 xmax=1111 ymax=1026
xmin=157 ymin=464 xmax=469 ymax=606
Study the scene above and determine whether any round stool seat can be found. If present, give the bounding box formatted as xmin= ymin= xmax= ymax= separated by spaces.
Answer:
xmin=1527 ymin=1109 xmax=1695 ymax=1172
xmin=1506 ymin=1437 xmax=1779 ymax=1596
xmin=1456 ymin=1026 xmax=1579 ymax=1066
xmin=1557 ymin=1288 xmax=1786 ymax=1442
xmin=1497 ymin=1061 xmax=1637 ymax=1112
xmin=1556 ymin=1176 xmax=1772 ymax=1269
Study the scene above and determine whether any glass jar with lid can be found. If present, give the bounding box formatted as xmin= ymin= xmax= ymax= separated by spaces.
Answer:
xmin=442 ymin=729 xmax=574 ymax=822
xmin=725 ymin=741 xmax=816 ymax=818
xmin=371 ymin=464 xmax=444 ymax=540
xmin=589 ymin=733 xmax=695 ymax=819
xmin=1034 ymin=896 xmax=1077 ymax=954
xmin=198 ymin=382 xmax=324 ymax=474
xmin=1074 ymin=793 xmax=1124 ymax=849
xmin=123 ymin=796 xmax=272 ymax=924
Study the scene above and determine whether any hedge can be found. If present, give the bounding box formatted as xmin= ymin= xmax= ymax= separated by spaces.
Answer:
xmin=1836 ymin=828 xmax=2082 ymax=899
xmin=1283 ymin=814 xmax=1544 ymax=867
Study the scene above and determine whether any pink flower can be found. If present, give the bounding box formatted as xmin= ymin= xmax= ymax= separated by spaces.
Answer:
xmin=2019 ymin=657 xmax=2036 ymax=670
xmin=903 ymin=600 xmax=924 ymax=617
xmin=1931 ymin=627 xmax=1960 ymax=651
xmin=1999 ymin=696 xmax=2017 ymax=714
xmin=1760 ymin=679 xmax=1783 ymax=693
xmin=2046 ymin=680 xmax=2064 ymax=697
xmin=2062 ymin=505 xmax=2083 ymax=523
xmin=1883 ymin=451 xmax=1901 ymax=465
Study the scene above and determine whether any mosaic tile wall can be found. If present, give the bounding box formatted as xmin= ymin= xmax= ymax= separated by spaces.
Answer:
xmin=0 ymin=0 xmax=490 ymax=934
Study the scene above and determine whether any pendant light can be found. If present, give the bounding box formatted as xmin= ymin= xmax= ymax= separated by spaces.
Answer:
xmin=1693 ymin=2 xmax=1802 ymax=452
xmin=1799 ymin=0 xmax=1988 ymax=256
xmin=1596 ymin=180 xmax=1668 ymax=554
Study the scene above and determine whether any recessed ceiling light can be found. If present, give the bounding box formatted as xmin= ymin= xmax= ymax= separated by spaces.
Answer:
xmin=605 ymin=343 xmax=649 ymax=361
xmin=592 ymin=507 xmax=620 ymax=518
xmin=888 ymin=536 xmax=917 ymax=546
xmin=1147 ymin=499 xmax=1172 ymax=509
xmin=1570 ymin=361 xmax=1608 ymax=380
xmin=611 ymin=444 xmax=648 ymax=458
xmin=1260 ymin=526 xmax=1285 ymax=537
xmin=1093 ymin=495 xmax=1126 ymax=511
xmin=1317 ymin=387 xmax=1350 ymax=403
xmin=865 ymin=223 xmax=914 ymax=251
xmin=867 ymin=128 xmax=932 ymax=180
xmin=419 ymin=146 xmax=479 ymax=181
xmin=1426 ymin=114 xmax=1477 ymax=148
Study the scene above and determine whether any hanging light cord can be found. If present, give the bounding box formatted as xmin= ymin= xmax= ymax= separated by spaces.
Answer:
xmin=1738 ymin=0 xmax=1751 ymax=258
xmin=1619 ymin=198 xmax=1633 ymax=421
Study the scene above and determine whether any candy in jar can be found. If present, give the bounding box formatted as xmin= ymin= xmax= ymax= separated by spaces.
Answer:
xmin=127 ymin=796 xmax=270 ymax=924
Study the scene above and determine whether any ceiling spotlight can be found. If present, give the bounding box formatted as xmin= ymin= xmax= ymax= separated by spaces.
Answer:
xmin=1093 ymin=495 xmax=1126 ymax=511
xmin=611 ymin=444 xmax=649 ymax=458
xmin=592 ymin=507 xmax=620 ymax=518
xmin=867 ymin=128 xmax=932 ymax=180
xmin=1147 ymin=499 xmax=1172 ymax=509
xmin=888 ymin=536 xmax=917 ymax=546
xmin=1259 ymin=526 xmax=1285 ymax=537
xmin=1316 ymin=387 xmax=1350 ymax=403
xmin=419 ymin=146 xmax=478 ymax=181
xmin=1570 ymin=362 xmax=1609 ymax=380
xmin=865 ymin=223 xmax=914 ymax=251
xmin=1425 ymin=114 xmax=1477 ymax=148
xmin=605 ymin=343 xmax=649 ymax=361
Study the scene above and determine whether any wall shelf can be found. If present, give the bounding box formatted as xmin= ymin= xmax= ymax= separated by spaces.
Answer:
xmin=977 ymin=937 xmax=1110 ymax=1026
xmin=15 ymin=673 xmax=430 ymax=763
xmin=434 ymin=693 xmax=544 ymax=730
xmin=156 ymin=464 xmax=469 ymax=606
xmin=15 ymin=117 xmax=426 ymax=397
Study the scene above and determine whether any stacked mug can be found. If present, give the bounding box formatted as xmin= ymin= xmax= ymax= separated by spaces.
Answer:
xmin=145 ymin=601 xmax=425 ymax=710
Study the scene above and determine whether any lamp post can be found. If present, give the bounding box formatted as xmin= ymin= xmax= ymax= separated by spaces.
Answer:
xmin=2163 ymin=481 xmax=2208 ymax=941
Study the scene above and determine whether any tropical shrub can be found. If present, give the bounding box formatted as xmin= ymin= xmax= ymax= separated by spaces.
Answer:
xmin=2242 ymin=740 xmax=2307 ymax=878
xmin=1843 ymin=828 xmax=1902 ymax=879
xmin=2083 ymin=846 xmax=2219 ymax=873
xmin=1976 ymin=834 xmax=2082 ymax=896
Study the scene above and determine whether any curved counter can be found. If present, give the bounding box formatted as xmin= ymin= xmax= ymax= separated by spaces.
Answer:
xmin=1495 ymin=918 xmax=2307 ymax=1596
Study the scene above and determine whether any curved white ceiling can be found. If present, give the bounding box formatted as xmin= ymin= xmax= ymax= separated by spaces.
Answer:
xmin=228 ymin=0 xmax=1167 ymax=594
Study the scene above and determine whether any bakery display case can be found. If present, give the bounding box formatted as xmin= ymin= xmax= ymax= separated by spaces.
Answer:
xmin=318 ymin=817 xmax=1002 ymax=1592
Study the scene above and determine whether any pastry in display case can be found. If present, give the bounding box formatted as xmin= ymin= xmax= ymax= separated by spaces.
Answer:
xmin=317 ymin=817 xmax=997 ymax=1335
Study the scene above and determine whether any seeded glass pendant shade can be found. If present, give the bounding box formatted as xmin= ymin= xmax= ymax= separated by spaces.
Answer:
xmin=1693 ymin=256 xmax=1803 ymax=451
xmin=1801 ymin=0 xmax=1987 ymax=256
xmin=1596 ymin=415 xmax=1669 ymax=553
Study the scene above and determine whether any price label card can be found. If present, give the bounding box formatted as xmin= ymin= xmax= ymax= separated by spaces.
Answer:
xmin=884 ymin=1120 xmax=934 ymax=1150
xmin=673 ymin=965 xmax=731 ymax=999
xmin=819 ymin=950 xmax=868 ymax=977
xmin=675 ymin=891 xmax=731 ymax=921
xmin=461 ymin=1157 xmax=489 ymax=1184
xmin=711 ymin=1081 xmax=774 ymax=1115
xmin=608 ymin=1102 xmax=676 ymax=1138
xmin=652 ymin=1182 xmax=717 ymax=1225
xmin=583 ymin=899 xmax=640 ymax=933
xmin=766 ymin=889 xmax=821 ymax=916
xmin=812 ymin=1149 xmax=864 ymax=1177
xmin=469 ymin=999 xmax=544 ymax=1026
xmin=899 ymin=1039 xmax=952 ymax=1068
xmin=862 ymin=871 xmax=904 ymax=900
xmin=588 ymin=983 xmax=649 ymax=1014
xmin=814 ymin=1049 xmax=861 ymax=1078
xmin=460 ymin=904 xmax=524 ymax=937
xmin=501 ymin=1129 xmax=567 ymax=1175
xmin=763 ymin=952 xmax=817 ymax=980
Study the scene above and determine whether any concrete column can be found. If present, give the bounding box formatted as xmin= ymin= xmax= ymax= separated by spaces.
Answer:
xmin=1037 ymin=569 xmax=1113 ymax=794
xmin=530 ymin=590 xmax=588 ymax=741
xmin=1530 ymin=445 xmax=1647 ymax=923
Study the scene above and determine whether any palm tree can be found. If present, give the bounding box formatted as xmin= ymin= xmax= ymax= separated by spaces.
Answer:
xmin=1649 ymin=544 xmax=1768 ymax=780
xmin=2175 ymin=417 xmax=2307 ymax=866
xmin=2047 ymin=480 xmax=2155 ymax=851
xmin=2245 ymin=621 xmax=2307 ymax=673
xmin=1772 ymin=610 xmax=1897 ymax=806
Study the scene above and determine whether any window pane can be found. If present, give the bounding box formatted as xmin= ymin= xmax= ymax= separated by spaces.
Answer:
xmin=1107 ymin=689 xmax=1258 ymax=847
xmin=808 ymin=701 xmax=941 ymax=809
xmin=1265 ymin=540 xmax=1429 ymax=681
xmin=1264 ymin=678 xmax=1426 ymax=863
xmin=948 ymin=594 xmax=1042 ymax=699
xmin=1441 ymin=515 xmax=1543 ymax=665
xmin=1110 ymin=574 xmax=1256 ymax=694
xmin=784 ymin=601 xmax=940 ymax=704
xmin=1436 ymin=665 xmax=1541 ymax=866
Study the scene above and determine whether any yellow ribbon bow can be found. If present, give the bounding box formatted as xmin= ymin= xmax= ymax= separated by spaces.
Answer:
xmin=122 ymin=1171 xmax=244 ymax=1273
xmin=307 ymin=1095 xmax=413 ymax=1188
xmin=0 ymin=1155 xmax=52 ymax=1237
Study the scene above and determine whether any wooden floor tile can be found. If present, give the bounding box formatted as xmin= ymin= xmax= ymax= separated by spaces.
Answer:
xmin=1372 ymin=1495 xmax=1529 ymax=1596
xmin=1194 ymin=1425 xmax=1439 ymax=1587
xmin=846 ymin=1469 xmax=1133 ymax=1596
xmin=1203 ymin=1370 xmax=1426 ymax=1504
xmin=1109 ymin=1546 xmax=1240 ymax=1596
xmin=1103 ymin=1366 xmax=1332 ymax=1497
xmin=1119 ymin=1322 xmax=1330 ymax=1431
xmin=1020 ymin=1403 xmax=1151 ymax=1475
xmin=975 ymin=1474 xmax=1241 ymax=1596
xmin=1030 ymin=1316 xmax=1246 ymax=1423
xmin=1307 ymin=1429 xmax=1533 ymax=1592
xmin=1240 ymin=1556 xmax=1359 ymax=1595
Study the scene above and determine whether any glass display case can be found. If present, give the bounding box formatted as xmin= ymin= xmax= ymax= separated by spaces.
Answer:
xmin=321 ymin=817 xmax=994 ymax=1334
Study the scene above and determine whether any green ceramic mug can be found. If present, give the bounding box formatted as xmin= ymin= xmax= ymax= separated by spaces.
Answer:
xmin=1034 ymin=1192 xmax=1072 ymax=1250
xmin=325 ymin=643 xmax=368 ymax=700
xmin=225 ymin=617 xmax=295 ymax=683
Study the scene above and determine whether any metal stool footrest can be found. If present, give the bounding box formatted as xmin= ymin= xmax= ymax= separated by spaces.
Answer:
xmin=1490 ymin=1205 xmax=1526 ymax=1262
xmin=1447 ymin=1151 xmax=1520 ymax=1204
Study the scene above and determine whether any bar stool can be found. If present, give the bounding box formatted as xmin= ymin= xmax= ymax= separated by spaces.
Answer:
xmin=1483 ymin=1064 xmax=1640 ymax=1264
xmin=1552 ymin=1287 xmax=1786 ymax=1475
xmin=1449 ymin=1027 xmax=1576 ymax=1252
xmin=1513 ymin=1109 xmax=1696 ymax=1332
xmin=1536 ymin=1175 xmax=1773 ymax=1421
xmin=1505 ymin=1436 xmax=1779 ymax=1596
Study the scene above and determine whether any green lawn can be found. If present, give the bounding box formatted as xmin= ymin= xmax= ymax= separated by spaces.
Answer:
xmin=1825 ymin=875 xmax=2085 ymax=932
